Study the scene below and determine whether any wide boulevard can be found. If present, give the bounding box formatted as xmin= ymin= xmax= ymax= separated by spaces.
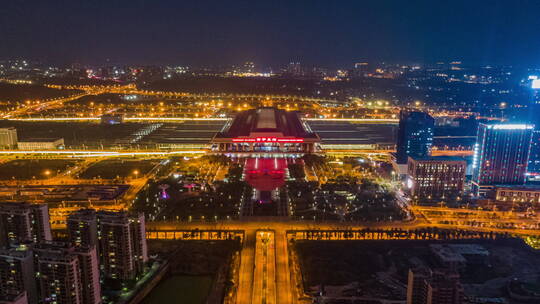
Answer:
xmin=146 ymin=217 xmax=540 ymax=304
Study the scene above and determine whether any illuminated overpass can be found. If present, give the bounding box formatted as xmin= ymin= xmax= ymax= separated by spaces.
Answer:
xmin=7 ymin=116 xmax=398 ymax=123
xmin=0 ymin=148 xmax=473 ymax=158
xmin=0 ymin=149 xmax=206 ymax=157
xmin=0 ymin=144 xmax=475 ymax=159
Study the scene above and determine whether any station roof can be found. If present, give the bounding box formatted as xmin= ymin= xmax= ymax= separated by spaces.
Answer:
xmin=214 ymin=107 xmax=319 ymax=139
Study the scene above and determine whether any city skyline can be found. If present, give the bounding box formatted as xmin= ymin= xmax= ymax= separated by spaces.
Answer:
xmin=4 ymin=2 xmax=540 ymax=303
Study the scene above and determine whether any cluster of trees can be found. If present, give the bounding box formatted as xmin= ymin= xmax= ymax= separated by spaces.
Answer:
xmin=0 ymin=83 xmax=81 ymax=102
xmin=287 ymin=163 xmax=306 ymax=179
xmin=291 ymin=227 xmax=509 ymax=241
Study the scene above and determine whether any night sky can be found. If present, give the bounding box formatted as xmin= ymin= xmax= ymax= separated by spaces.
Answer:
xmin=1 ymin=0 xmax=540 ymax=67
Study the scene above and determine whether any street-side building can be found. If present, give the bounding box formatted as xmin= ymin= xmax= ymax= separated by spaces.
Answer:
xmin=407 ymin=156 xmax=467 ymax=200
xmin=210 ymin=107 xmax=320 ymax=155
xmin=0 ymin=127 xmax=18 ymax=149
xmin=17 ymin=138 xmax=64 ymax=150
xmin=407 ymin=268 xmax=463 ymax=304
xmin=493 ymin=184 xmax=540 ymax=204
xmin=407 ymin=268 xmax=431 ymax=304
xmin=426 ymin=270 xmax=463 ymax=304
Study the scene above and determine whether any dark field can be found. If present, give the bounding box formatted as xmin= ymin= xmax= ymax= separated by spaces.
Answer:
xmin=78 ymin=159 xmax=159 ymax=179
xmin=0 ymin=83 xmax=80 ymax=102
xmin=0 ymin=159 xmax=79 ymax=180
xmin=294 ymin=239 xmax=540 ymax=299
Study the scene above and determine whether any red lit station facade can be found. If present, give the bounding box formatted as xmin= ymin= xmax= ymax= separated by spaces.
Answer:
xmin=210 ymin=107 xmax=320 ymax=155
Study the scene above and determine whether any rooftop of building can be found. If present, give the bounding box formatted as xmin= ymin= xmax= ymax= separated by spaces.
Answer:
xmin=0 ymin=247 xmax=33 ymax=259
xmin=0 ymin=292 xmax=27 ymax=304
xmin=430 ymin=244 xmax=489 ymax=263
xmin=494 ymin=184 xmax=540 ymax=191
xmin=214 ymin=107 xmax=319 ymax=139
xmin=17 ymin=137 xmax=63 ymax=142
xmin=67 ymin=208 xmax=97 ymax=221
xmin=96 ymin=210 xmax=143 ymax=222
xmin=34 ymin=240 xmax=74 ymax=252
xmin=408 ymin=155 xmax=467 ymax=162
xmin=478 ymin=123 xmax=534 ymax=130
xmin=0 ymin=201 xmax=31 ymax=210
xmin=430 ymin=244 xmax=468 ymax=263
xmin=445 ymin=244 xmax=489 ymax=256
xmin=0 ymin=202 xmax=47 ymax=213
xmin=97 ymin=210 xmax=129 ymax=218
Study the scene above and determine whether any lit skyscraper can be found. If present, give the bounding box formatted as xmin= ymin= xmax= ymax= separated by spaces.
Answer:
xmin=527 ymin=77 xmax=540 ymax=177
xmin=396 ymin=110 xmax=435 ymax=164
xmin=529 ymin=132 xmax=540 ymax=177
xmin=472 ymin=124 xmax=534 ymax=195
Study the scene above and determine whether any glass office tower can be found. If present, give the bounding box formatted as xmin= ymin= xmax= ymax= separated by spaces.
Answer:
xmin=472 ymin=124 xmax=534 ymax=195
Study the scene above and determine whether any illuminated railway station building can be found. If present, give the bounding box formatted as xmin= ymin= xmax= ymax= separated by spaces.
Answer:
xmin=210 ymin=107 xmax=321 ymax=155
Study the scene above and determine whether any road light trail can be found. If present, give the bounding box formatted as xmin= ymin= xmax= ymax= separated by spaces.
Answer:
xmin=0 ymin=150 xmax=206 ymax=156
xmin=252 ymin=230 xmax=276 ymax=304
xmin=252 ymin=231 xmax=264 ymax=303
xmin=236 ymin=230 xmax=256 ymax=304
xmin=275 ymin=229 xmax=294 ymax=304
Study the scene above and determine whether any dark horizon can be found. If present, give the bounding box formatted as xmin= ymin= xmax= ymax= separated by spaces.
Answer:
xmin=2 ymin=0 xmax=540 ymax=67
